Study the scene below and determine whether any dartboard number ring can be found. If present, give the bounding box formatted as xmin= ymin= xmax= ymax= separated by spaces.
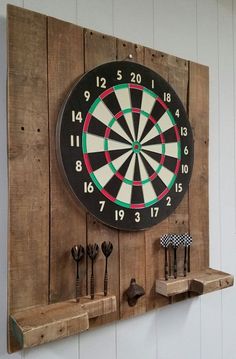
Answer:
xmin=57 ymin=61 xmax=194 ymax=230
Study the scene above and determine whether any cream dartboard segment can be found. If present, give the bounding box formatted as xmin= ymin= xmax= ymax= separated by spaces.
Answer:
xmin=57 ymin=61 xmax=194 ymax=230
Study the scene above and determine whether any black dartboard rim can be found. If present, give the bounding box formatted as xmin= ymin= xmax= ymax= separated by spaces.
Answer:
xmin=56 ymin=60 xmax=194 ymax=231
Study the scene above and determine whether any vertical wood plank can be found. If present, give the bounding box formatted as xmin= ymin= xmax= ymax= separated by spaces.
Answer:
xmin=7 ymin=5 xmax=49 ymax=352
xmin=144 ymin=49 xmax=189 ymax=308
xmin=188 ymin=61 xmax=209 ymax=272
xmin=167 ymin=57 xmax=189 ymax=292
xmin=144 ymin=48 xmax=170 ymax=311
xmin=84 ymin=29 xmax=119 ymax=326
xmin=47 ymin=17 xmax=86 ymax=303
xmin=1 ymin=2 xmax=23 ymax=357
xmin=117 ymin=40 xmax=146 ymax=319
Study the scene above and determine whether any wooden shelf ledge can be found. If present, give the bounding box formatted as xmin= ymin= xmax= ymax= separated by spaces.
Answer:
xmin=156 ymin=268 xmax=234 ymax=297
xmin=80 ymin=293 xmax=117 ymax=318
xmin=10 ymin=294 xmax=116 ymax=349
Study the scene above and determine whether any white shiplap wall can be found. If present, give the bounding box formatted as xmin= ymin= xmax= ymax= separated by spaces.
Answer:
xmin=0 ymin=0 xmax=236 ymax=358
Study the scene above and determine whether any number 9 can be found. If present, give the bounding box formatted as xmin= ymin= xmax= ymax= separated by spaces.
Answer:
xmin=84 ymin=90 xmax=90 ymax=101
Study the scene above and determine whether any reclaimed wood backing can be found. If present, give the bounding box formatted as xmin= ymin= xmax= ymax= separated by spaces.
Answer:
xmin=7 ymin=6 xmax=49 ymax=352
xmin=47 ymin=17 xmax=86 ymax=304
xmin=8 ymin=5 xmax=210 ymax=352
xmin=117 ymin=40 xmax=146 ymax=319
xmin=84 ymin=30 xmax=119 ymax=327
xmin=188 ymin=62 xmax=209 ymax=271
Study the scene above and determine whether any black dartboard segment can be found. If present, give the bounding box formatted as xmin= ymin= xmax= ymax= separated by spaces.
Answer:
xmin=57 ymin=61 xmax=194 ymax=230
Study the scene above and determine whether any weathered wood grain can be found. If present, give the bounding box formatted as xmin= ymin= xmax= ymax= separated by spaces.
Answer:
xmin=80 ymin=294 xmax=117 ymax=318
xmin=188 ymin=62 xmax=209 ymax=272
xmin=47 ymin=17 xmax=87 ymax=304
xmin=156 ymin=269 xmax=233 ymax=297
xmin=7 ymin=5 xmax=49 ymax=352
xmin=116 ymin=39 xmax=144 ymax=63
xmin=10 ymin=302 xmax=89 ymax=349
xmin=10 ymin=294 xmax=117 ymax=349
xmin=84 ymin=29 xmax=119 ymax=326
xmin=190 ymin=269 xmax=234 ymax=294
xmin=156 ymin=277 xmax=189 ymax=297
xmin=144 ymin=48 xmax=171 ymax=310
xmin=7 ymin=6 xmax=221 ymax=353
xmin=167 ymin=57 xmax=189 ymax=301
xmin=117 ymin=40 xmax=146 ymax=319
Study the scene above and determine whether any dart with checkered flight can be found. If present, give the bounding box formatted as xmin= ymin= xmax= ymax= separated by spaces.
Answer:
xmin=160 ymin=234 xmax=171 ymax=280
xmin=170 ymin=234 xmax=182 ymax=279
xmin=182 ymin=234 xmax=192 ymax=276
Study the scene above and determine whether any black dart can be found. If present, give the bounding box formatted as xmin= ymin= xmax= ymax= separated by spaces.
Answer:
xmin=170 ymin=235 xmax=182 ymax=279
xmin=71 ymin=245 xmax=85 ymax=302
xmin=87 ymin=243 xmax=99 ymax=299
xmin=160 ymin=234 xmax=171 ymax=280
xmin=181 ymin=234 xmax=192 ymax=276
xmin=101 ymin=241 xmax=113 ymax=296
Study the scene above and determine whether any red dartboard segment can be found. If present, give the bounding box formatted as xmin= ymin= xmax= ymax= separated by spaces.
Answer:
xmin=57 ymin=60 xmax=194 ymax=230
xmin=99 ymin=87 xmax=114 ymax=99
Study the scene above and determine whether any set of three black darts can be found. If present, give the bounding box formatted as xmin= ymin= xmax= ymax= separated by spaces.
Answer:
xmin=160 ymin=233 xmax=192 ymax=280
xmin=71 ymin=241 xmax=113 ymax=301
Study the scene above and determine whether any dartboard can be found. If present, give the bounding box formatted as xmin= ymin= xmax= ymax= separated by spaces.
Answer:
xmin=57 ymin=61 xmax=194 ymax=230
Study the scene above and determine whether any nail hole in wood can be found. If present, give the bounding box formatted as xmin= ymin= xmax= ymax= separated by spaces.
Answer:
xmin=41 ymin=334 xmax=44 ymax=339
xmin=37 ymin=128 xmax=40 ymax=132
xmin=21 ymin=126 xmax=24 ymax=131
xmin=90 ymin=31 xmax=93 ymax=35
xmin=135 ymin=44 xmax=138 ymax=49
xmin=102 ymin=35 xmax=105 ymax=39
